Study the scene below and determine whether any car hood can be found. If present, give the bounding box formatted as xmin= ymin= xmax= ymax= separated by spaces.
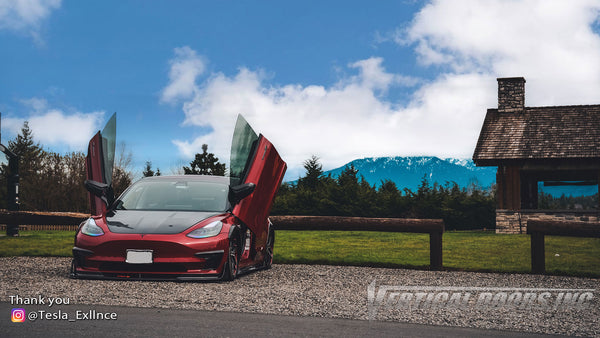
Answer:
xmin=106 ymin=210 xmax=222 ymax=234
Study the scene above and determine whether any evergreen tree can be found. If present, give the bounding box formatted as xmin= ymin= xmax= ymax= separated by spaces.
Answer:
xmin=357 ymin=177 xmax=378 ymax=217
xmin=378 ymin=179 xmax=405 ymax=217
xmin=239 ymin=154 xmax=498 ymax=230
xmin=270 ymin=182 xmax=294 ymax=215
xmin=334 ymin=165 xmax=360 ymax=215
xmin=183 ymin=144 xmax=226 ymax=176
xmin=142 ymin=161 xmax=162 ymax=177
xmin=7 ymin=122 xmax=46 ymax=210
xmin=298 ymin=155 xmax=323 ymax=190
xmin=142 ymin=161 xmax=155 ymax=177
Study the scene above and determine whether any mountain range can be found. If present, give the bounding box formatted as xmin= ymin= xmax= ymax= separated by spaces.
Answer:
xmin=322 ymin=156 xmax=496 ymax=192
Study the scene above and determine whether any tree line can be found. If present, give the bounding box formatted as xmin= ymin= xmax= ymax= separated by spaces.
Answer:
xmin=14 ymin=123 xmax=592 ymax=230
xmin=270 ymin=156 xmax=497 ymax=230
xmin=0 ymin=125 xmax=498 ymax=229
xmin=0 ymin=125 xmax=229 ymax=213
xmin=0 ymin=123 xmax=133 ymax=213
xmin=2 ymin=124 xmax=592 ymax=229
xmin=538 ymin=190 xmax=599 ymax=210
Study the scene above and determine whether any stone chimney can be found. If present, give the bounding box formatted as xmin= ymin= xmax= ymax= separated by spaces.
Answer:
xmin=497 ymin=77 xmax=525 ymax=112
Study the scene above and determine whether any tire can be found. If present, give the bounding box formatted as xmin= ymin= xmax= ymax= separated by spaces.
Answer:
xmin=222 ymin=238 xmax=239 ymax=281
xmin=263 ymin=228 xmax=274 ymax=269
xmin=69 ymin=259 xmax=78 ymax=279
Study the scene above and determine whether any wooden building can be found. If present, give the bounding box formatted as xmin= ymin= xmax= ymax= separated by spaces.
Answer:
xmin=473 ymin=77 xmax=600 ymax=233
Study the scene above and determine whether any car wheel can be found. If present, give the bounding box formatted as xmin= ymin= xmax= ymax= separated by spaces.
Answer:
xmin=69 ymin=259 xmax=78 ymax=279
xmin=223 ymin=238 xmax=239 ymax=281
xmin=263 ymin=228 xmax=274 ymax=269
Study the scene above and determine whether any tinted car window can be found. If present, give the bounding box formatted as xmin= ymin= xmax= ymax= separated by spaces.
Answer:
xmin=229 ymin=114 xmax=258 ymax=185
xmin=116 ymin=179 xmax=229 ymax=212
xmin=101 ymin=113 xmax=116 ymax=186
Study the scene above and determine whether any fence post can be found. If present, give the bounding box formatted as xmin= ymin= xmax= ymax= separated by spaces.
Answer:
xmin=430 ymin=231 xmax=443 ymax=270
xmin=530 ymin=232 xmax=545 ymax=274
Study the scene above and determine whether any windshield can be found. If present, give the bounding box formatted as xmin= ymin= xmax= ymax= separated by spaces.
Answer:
xmin=114 ymin=179 xmax=229 ymax=212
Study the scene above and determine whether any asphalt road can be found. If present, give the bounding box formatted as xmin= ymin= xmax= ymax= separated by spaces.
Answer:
xmin=1 ymin=302 xmax=562 ymax=338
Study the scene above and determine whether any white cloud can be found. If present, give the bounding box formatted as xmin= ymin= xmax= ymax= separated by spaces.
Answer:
xmin=0 ymin=0 xmax=61 ymax=43
xmin=160 ymin=46 xmax=206 ymax=103
xmin=348 ymin=57 xmax=418 ymax=92
xmin=19 ymin=97 xmax=48 ymax=112
xmin=166 ymin=54 xmax=486 ymax=172
xmin=404 ymin=0 xmax=600 ymax=105
xmin=349 ymin=58 xmax=393 ymax=91
xmin=166 ymin=0 xmax=600 ymax=175
xmin=3 ymin=99 xmax=104 ymax=150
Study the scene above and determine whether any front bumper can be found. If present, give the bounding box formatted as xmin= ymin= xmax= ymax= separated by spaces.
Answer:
xmin=71 ymin=233 xmax=230 ymax=281
xmin=70 ymin=269 xmax=224 ymax=281
xmin=71 ymin=247 xmax=225 ymax=281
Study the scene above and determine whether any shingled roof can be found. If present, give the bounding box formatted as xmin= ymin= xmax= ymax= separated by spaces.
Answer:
xmin=473 ymin=104 xmax=600 ymax=166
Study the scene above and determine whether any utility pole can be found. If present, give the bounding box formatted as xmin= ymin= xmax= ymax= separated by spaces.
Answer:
xmin=0 ymin=113 xmax=20 ymax=236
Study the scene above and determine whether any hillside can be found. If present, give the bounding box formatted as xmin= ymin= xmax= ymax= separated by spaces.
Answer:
xmin=323 ymin=156 xmax=496 ymax=192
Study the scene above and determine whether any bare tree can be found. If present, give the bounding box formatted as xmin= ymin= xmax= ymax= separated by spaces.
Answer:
xmin=169 ymin=159 xmax=187 ymax=175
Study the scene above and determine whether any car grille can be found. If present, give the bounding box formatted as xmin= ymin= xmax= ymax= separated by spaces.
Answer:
xmin=99 ymin=262 xmax=189 ymax=272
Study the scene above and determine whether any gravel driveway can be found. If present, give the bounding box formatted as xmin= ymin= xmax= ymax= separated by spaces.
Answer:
xmin=0 ymin=257 xmax=597 ymax=336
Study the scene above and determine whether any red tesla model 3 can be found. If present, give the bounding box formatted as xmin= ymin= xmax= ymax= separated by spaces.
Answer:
xmin=71 ymin=114 xmax=286 ymax=281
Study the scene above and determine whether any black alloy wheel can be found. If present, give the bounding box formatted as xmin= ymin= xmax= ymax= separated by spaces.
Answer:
xmin=223 ymin=238 xmax=239 ymax=281
xmin=263 ymin=228 xmax=274 ymax=269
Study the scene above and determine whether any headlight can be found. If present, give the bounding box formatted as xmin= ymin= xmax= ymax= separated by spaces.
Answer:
xmin=187 ymin=221 xmax=223 ymax=238
xmin=81 ymin=218 xmax=104 ymax=237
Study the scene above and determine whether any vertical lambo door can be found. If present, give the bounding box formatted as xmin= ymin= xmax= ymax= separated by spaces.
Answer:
xmin=86 ymin=113 xmax=116 ymax=216
xmin=229 ymin=115 xmax=287 ymax=259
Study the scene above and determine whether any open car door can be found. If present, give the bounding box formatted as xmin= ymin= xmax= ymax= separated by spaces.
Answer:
xmin=230 ymin=115 xmax=287 ymax=239
xmin=86 ymin=113 xmax=116 ymax=216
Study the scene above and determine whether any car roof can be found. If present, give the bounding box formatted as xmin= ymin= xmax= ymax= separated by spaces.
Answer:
xmin=139 ymin=175 xmax=230 ymax=185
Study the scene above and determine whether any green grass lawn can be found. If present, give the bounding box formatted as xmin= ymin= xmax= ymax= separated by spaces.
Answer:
xmin=0 ymin=231 xmax=75 ymax=256
xmin=1 ymin=230 xmax=599 ymax=277
xmin=274 ymin=230 xmax=600 ymax=277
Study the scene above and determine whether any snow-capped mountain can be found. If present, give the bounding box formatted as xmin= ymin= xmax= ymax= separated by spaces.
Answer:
xmin=322 ymin=156 xmax=496 ymax=191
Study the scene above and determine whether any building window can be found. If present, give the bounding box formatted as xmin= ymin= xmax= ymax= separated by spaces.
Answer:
xmin=537 ymin=181 xmax=599 ymax=210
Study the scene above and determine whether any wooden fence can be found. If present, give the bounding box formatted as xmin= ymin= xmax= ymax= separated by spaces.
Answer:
xmin=0 ymin=224 xmax=80 ymax=231
xmin=0 ymin=210 xmax=88 ymax=225
xmin=527 ymin=220 xmax=600 ymax=273
xmin=0 ymin=210 xmax=88 ymax=232
xmin=270 ymin=215 xmax=444 ymax=270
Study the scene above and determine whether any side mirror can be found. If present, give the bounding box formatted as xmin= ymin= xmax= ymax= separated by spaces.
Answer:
xmin=84 ymin=180 xmax=112 ymax=207
xmin=229 ymin=183 xmax=255 ymax=205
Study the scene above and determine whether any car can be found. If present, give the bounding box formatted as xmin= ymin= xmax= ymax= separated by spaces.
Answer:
xmin=70 ymin=114 xmax=287 ymax=281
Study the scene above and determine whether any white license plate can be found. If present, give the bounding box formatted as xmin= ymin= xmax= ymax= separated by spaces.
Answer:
xmin=126 ymin=250 xmax=153 ymax=264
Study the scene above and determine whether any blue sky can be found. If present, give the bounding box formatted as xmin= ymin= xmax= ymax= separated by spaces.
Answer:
xmin=1 ymin=0 xmax=600 ymax=180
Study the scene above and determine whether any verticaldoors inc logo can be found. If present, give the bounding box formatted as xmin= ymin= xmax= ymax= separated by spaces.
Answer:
xmin=367 ymin=280 xmax=595 ymax=320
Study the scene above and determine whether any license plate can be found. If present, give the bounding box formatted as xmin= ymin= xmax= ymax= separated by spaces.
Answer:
xmin=126 ymin=250 xmax=153 ymax=264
